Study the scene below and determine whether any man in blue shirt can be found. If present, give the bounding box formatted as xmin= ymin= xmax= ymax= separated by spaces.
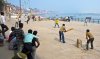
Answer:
xmin=22 ymin=29 xmax=39 ymax=59
xmin=22 ymin=29 xmax=33 ymax=59
xmin=24 ymin=30 xmax=38 ymax=43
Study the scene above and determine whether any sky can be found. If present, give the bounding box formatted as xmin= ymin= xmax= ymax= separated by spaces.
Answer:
xmin=7 ymin=0 xmax=100 ymax=13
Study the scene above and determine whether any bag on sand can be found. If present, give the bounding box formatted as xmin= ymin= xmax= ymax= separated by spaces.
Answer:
xmin=12 ymin=52 xmax=27 ymax=59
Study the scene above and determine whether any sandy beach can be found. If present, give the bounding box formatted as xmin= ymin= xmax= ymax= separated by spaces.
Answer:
xmin=0 ymin=19 xmax=100 ymax=59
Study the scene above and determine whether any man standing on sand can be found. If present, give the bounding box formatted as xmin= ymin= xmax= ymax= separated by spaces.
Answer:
xmin=84 ymin=18 xmax=88 ymax=26
xmin=32 ymin=15 xmax=35 ymax=21
xmin=59 ymin=24 xmax=67 ymax=43
xmin=15 ymin=14 xmax=21 ymax=28
xmin=86 ymin=29 xmax=94 ymax=50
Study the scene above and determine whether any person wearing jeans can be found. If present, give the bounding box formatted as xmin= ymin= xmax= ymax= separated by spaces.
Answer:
xmin=22 ymin=29 xmax=39 ymax=59
xmin=59 ymin=24 xmax=67 ymax=43
xmin=59 ymin=31 xmax=65 ymax=43
xmin=86 ymin=29 xmax=94 ymax=50
xmin=86 ymin=38 xmax=94 ymax=50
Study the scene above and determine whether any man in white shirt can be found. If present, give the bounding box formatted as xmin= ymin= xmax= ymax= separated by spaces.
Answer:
xmin=0 ymin=12 xmax=9 ymax=38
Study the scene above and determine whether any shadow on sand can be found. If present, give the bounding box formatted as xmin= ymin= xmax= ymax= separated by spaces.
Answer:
xmin=54 ymin=37 xmax=60 ymax=42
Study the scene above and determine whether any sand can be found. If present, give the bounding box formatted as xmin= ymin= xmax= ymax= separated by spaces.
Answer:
xmin=0 ymin=19 xmax=100 ymax=59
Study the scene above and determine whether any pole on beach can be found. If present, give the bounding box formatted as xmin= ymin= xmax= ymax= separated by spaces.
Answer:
xmin=19 ymin=0 xmax=22 ymax=16
xmin=4 ymin=0 xmax=11 ymax=21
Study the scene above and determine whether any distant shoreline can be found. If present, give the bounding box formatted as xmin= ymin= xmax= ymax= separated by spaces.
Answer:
xmin=38 ymin=13 xmax=100 ymax=19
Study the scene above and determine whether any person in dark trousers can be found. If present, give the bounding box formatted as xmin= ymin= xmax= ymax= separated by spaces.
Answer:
xmin=59 ymin=24 xmax=67 ymax=43
xmin=15 ymin=15 xmax=21 ymax=28
xmin=8 ymin=27 xmax=16 ymax=42
xmin=22 ymin=29 xmax=34 ymax=59
xmin=26 ymin=16 xmax=30 ymax=24
xmin=11 ymin=23 xmax=24 ymax=56
xmin=84 ymin=18 xmax=88 ymax=26
xmin=0 ymin=12 xmax=9 ymax=38
xmin=86 ymin=29 xmax=94 ymax=50
xmin=8 ymin=27 xmax=16 ymax=50
xmin=32 ymin=31 xmax=40 ymax=59
xmin=32 ymin=15 xmax=35 ymax=21
xmin=0 ymin=29 xmax=4 ymax=46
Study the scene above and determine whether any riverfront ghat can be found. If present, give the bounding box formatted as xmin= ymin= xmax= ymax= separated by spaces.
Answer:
xmin=0 ymin=19 xmax=100 ymax=59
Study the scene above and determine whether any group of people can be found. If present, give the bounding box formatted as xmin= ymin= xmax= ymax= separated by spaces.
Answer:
xmin=0 ymin=12 xmax=40 ymax=59
xmin=59 ymin=23 xmax=94 ymax=50
xmin=10 ymin=26 xmax=40 ymax=59
xmin=25 ymin=15 xmax=42 ymax=24
xmin=10 ymin=21 xmax=40 ymax=59
xmin=54 ymin=17 xmax=94 ymax=50
xmin=0 ymin=11 xmax=95 ymax=59
xmin=8 ymin=23 xmax=40 ymax=59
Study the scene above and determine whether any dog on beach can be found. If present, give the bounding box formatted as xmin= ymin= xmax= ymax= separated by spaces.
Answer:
xmin=76 ymin=39 xmax=82 ymax=48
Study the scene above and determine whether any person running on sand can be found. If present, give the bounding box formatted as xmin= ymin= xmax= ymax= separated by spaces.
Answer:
xmin=54 ymin=18 xmax=59 ymax=28
xmin=32 ymin=31 xmax=40 ymax=59
xmin=22 ymin=29 xmax=34 ymax=59
xmin=0 ymin=12 xmax=9 ymax=38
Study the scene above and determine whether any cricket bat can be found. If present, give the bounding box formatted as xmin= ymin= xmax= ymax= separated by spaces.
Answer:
xmin=66 ymin=28 xmax=74 ymax=32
